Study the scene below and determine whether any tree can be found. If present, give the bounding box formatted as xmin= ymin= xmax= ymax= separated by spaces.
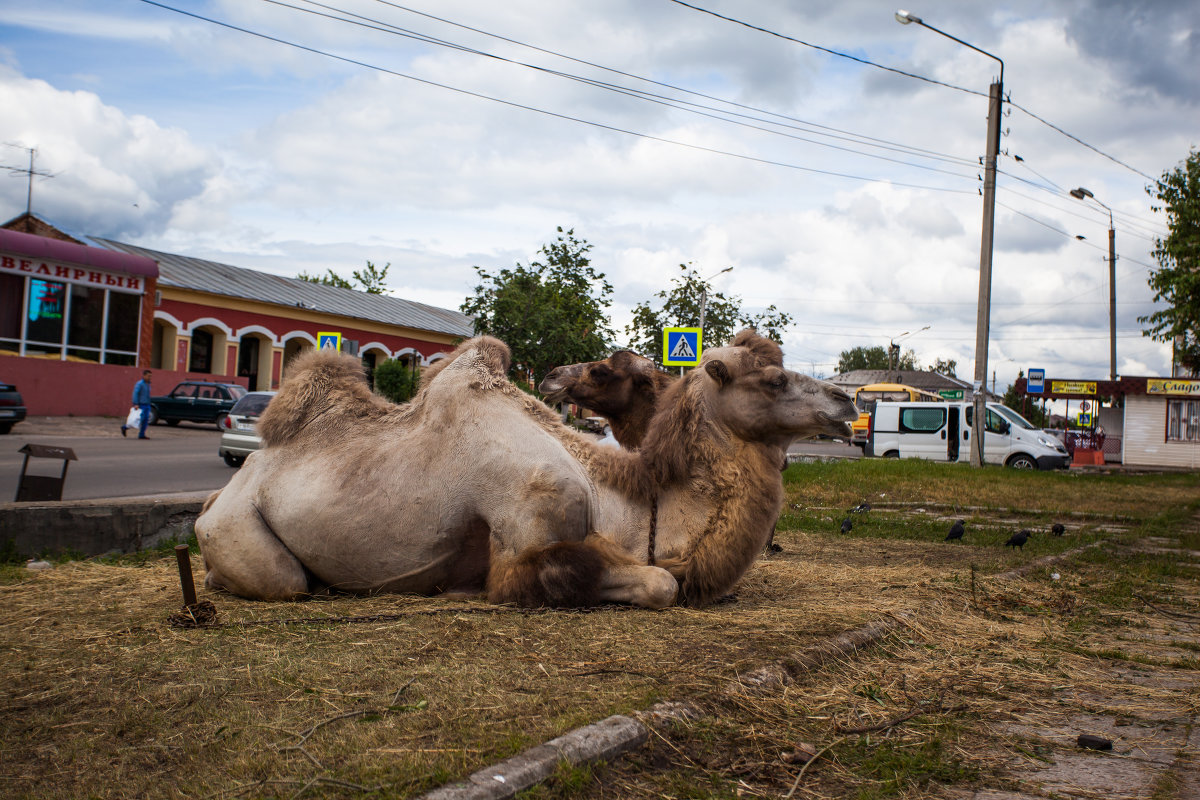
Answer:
xmin=931 ymin=357 xmax=958 ymax=377
xmin=625 ymin=264 xmax=793 ymax=363
xmin=298 ymin=260 xmax=391 ymax=294
xmin=373 ymin=359 xmax=420 ymax=402
xmin=1139 ymin=149 xmax=1200 ymax=373
xmin=835 ymin=346 xmax=917 ymax=374
xmin=460 ymin=227 xmax=616 ymax=383
xmin=1002 ymin=370 xmax=1048 ymax=428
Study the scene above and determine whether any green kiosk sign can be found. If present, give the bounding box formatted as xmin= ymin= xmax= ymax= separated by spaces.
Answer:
xmin=938 ymin=389 xmax=965 ymax=400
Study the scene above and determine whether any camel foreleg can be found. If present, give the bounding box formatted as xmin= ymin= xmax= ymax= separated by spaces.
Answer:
xmin=196 ymin=495 xmax=310 ymax=602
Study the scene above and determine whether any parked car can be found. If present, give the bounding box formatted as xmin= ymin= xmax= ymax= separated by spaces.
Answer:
xmin=868 ymin=400 xmax=1070 ymax=470
xmin=150 ymin=381 xmax=247 ymax=428
xmin=0 ymin=379 xmax=27 ymax=434
xmin=218 ymin=391 xmax=276 ymax=467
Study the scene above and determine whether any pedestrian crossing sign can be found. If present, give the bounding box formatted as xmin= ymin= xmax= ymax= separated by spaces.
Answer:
xmin=663 ymin=327 xmax=702 ymax=366
xmin=317 ymin=332 xmax=342 ymax=351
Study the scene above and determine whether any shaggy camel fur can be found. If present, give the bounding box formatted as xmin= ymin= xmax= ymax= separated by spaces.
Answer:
xmin=539 ymin=350 xmax=676 ymax=449
xmin=195 ymin=331 xmax=858 ymax=607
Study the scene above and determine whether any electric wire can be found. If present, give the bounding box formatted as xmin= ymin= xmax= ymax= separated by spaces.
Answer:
xmin=664 ymin=0 xmax=985 ymax=98
xmin=667 ymin=0 xmax=1160 ymax=186
xmin=265 ymin=0 xmax=979 ymax=178
xmin=139 ymin=0 xmax=979 ymax=193
xmin=352 ymin=0 xmax=980 ymax=168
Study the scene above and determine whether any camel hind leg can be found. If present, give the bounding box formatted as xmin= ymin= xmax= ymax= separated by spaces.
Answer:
xmin=195 ymin=489 xmax=310 ymax=601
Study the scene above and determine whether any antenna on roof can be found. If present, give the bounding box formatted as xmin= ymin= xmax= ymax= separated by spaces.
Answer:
xmin=2 ymin=143 xmax=56 ymax=218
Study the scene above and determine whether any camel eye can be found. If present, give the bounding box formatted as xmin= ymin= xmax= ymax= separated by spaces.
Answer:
xmin=767 ymin=374 xmax=787 ymax=389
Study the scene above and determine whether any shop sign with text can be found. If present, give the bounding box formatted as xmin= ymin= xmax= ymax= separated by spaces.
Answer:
xmin=1 ymin=251 xmax=144 ymax=292
xmin=1147 ymin=378 xmax=1200 ymax=397
xmin=1050 ymin=380 xmax=1096 ymax=395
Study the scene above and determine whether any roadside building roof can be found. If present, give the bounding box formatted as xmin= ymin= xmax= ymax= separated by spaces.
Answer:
xmin=0 ymin=226 xmax=159 ymax=278
xmin=92 ymin=238 xmax=475 ymax=339
xmin=829 ymin=369 xmax=1002 ymax=401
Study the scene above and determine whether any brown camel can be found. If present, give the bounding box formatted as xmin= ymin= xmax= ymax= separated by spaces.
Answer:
xmin=195 ymin=331 xmax=857 ymax=607
xmin=539 ymin=350 xmax=676 ymax=449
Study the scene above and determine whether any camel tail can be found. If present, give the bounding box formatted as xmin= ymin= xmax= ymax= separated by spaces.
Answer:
xmin=258 ymin=349 xmax=385 ymax=447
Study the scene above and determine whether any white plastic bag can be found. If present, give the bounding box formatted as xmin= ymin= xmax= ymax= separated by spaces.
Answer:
xmin=125 ymin=406 xmax=142 ymax=429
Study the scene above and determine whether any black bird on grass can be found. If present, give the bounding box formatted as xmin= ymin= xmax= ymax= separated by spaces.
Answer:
xmin=1052 ymin=523 xmax=1065 ymax=536
xmin=1005 ymin=529 xmax=1031 ymax=550
xmin=945 ymin=520 xmax=965 ymax=542
xmin=840 ymin=516 xmax=853 ymax=534
xmin=851 ymin=502 xmax=871 ymax=514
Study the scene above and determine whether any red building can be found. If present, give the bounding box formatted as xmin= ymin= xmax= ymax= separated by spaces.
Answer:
xmin=1 ymin=215 xmax=473 ymax=417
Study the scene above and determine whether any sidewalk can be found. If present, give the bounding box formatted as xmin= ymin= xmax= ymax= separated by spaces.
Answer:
xmin=6 ymin=415 xmax=215 ymax=439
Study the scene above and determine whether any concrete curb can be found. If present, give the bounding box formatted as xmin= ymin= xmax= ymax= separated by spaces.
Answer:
xmin=417 ymin=714 xmax=648 ymax=800
xmin=0 ymin=492 xmax=211 ymax=557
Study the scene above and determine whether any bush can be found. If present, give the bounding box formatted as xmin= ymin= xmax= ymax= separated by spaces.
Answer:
xmin=374 ymin=359 xmax=421 ymax=402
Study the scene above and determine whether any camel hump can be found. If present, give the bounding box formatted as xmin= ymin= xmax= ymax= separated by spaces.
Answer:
xmin=258 ymin=348 xmax=381 ymax=447
xmin=418 ymin=335 xmax=512 ymax=391
xmin=728 ymin=328 xmax=783 ymax=367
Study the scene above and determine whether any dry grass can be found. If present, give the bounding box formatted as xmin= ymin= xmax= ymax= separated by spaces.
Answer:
xmin=2 ymin=460 xmax=1199 ymax=799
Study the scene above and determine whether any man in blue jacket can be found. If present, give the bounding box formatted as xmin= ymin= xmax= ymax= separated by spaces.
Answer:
xmin=122 ymin=370 xmax=153 ymax=439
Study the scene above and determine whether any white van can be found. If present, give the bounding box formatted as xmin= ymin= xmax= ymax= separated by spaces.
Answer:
xmin=867 ymin=401 xmax=1070 ymax=470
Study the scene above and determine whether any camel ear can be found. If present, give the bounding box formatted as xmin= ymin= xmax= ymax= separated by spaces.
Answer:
xmin=705 ymin=359 xmax=732 ymax=387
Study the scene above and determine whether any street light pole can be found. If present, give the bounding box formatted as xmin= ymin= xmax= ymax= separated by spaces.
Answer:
xmin=896 ymin=10 xmax=1003 ymax=467
xmin=698 ymin=265 xmax=734 ymax=335
xmin=889 ymin=326 xmax=931 ymax=383
xmin=1070 ymin=187 xmax=1118 ymax=380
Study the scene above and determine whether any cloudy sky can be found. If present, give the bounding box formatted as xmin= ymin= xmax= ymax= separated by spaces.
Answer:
xmin=1 ymin=0 xmax=1196 ymax=388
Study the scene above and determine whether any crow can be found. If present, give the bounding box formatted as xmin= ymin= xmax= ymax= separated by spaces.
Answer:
xmin=1051 ymin=523 xmax=1065 ymax=536
xmin=1005 ymin=529 xmax=1031 ymax=550
xmin=840 ymin=516 xmax=853 ymax=534
xmin=945 ymin=520 xmax=965 ymax=542
xmin=851 ymin=502 xmax=871 ymax=514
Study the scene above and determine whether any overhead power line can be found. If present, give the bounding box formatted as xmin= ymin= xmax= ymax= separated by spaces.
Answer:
xmin=139 ymin=0 xmax=977 ymax=193
xmin=265 ymin=0 xmax=979 ymax=178
xmin=667 ymin=0 xmax=1159 ymax=183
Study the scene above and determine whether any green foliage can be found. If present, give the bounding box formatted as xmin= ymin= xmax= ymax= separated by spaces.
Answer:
xmin=836 ymin=346 xmax=917 ymax=374
xmin=297 ymin=260 xmax=390 ymax=294
xmin=931 ymin=357 xmax=958 ymax=377
xmin=297 ymin=268 xmax=352 ymax=289
xmin=625 ymin=264 xmax=792 ymax=363
xmin=374 ymin=358 xmax=421 ymax=402
xmin=461 ymin=227 xmax=616 ymax=382
xmin=1003 ymin=370 xmax=1048 ymax=428
xmin=1139 ymin=149 xmax=1200 ymax=372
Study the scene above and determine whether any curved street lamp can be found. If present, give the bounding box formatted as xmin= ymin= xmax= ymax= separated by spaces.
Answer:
xmin=698 ymin=265 xmax=734 ymax=333
xmin=896 ymin=9 xmax=1004 ymax=468
xmin=1070 ymin=186 xmax=1118 ymax=380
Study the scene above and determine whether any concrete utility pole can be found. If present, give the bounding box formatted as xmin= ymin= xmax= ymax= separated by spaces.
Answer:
xmin=1070 ymin=187 xmax=1118 ymax=380
xmin=896 ymin=10 xmax=1003 ymax=468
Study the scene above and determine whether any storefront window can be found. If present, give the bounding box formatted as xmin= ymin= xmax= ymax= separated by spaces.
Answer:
xmin=26 ymin=279 xmax=66 ymax=346
xmin=0 ymin=273 xmax=21 ymax=353
xmin=0 ymin=272 xmax=142 ymax=362
xmin=1167 ymin=400 xmax=1200 ymax=442
xmin=106 ymin=291 xmax=140 ymax=353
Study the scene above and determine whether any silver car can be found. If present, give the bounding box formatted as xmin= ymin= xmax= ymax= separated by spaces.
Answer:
xmin=218 ymin=391 xmax=276 ymax=467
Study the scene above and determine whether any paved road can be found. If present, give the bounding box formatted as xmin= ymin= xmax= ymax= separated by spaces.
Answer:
xmin=0 ymin=416 xmax=864 ymax=502
xmin=1 ymin=420 xmax=235 ymax=501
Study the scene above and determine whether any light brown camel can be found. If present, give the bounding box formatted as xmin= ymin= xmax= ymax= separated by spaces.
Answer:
xmin=195 ymin=331 xmax=857 ymax=607
xmin=539 ymin=350 xmax=676 ymax=449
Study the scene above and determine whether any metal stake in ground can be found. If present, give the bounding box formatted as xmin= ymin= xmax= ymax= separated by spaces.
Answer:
xmin=175 ymin=544 xmax=197 ymax=607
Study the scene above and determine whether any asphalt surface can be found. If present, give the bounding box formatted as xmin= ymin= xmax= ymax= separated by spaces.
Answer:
xmin=1 ymin=416 xmax=234 ymax=502
xmin=1 ymin=416 xmax=862 ymax=503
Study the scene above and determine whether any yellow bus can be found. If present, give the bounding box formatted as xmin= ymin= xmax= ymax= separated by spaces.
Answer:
xmin=849 ymin=383 xmax=945 ymax=448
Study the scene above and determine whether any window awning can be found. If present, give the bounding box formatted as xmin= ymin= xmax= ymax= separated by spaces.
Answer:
xmin=0 ymin=227 xmax=159 ymax=278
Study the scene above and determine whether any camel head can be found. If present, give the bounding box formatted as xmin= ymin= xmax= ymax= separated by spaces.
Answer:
xmin=700 ymin=332 xmax=858 ymax=445
xmin=539 ymin=350 xmax=665 ymax=417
